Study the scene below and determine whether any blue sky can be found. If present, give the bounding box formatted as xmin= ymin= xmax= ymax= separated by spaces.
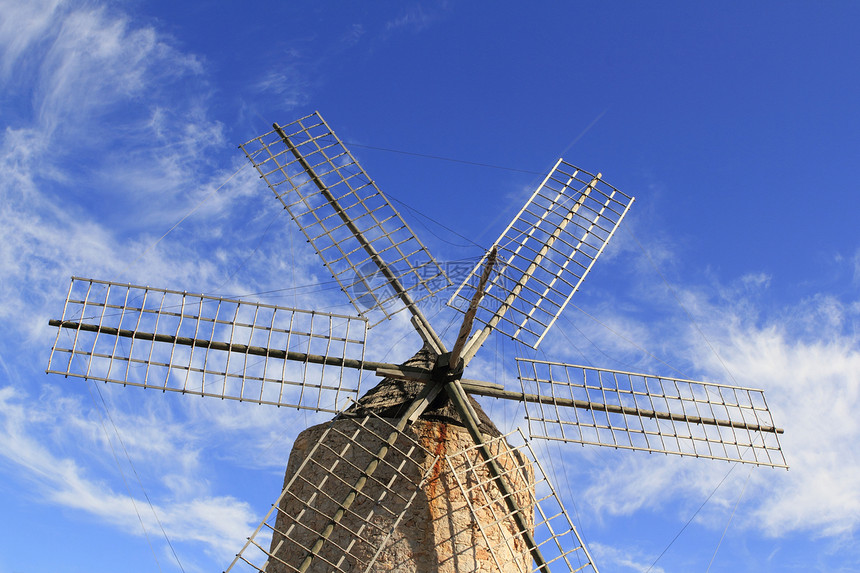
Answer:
xmin=1 ymin=1 xmax=859 ymax=572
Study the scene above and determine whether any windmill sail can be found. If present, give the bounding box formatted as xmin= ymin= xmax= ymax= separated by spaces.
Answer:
xmin=226 ymin=413 xmax=439 ymax=573
xmin=48 ymin=277 xmax=367 ymax=413
xmin=517 ymin=359 xmax=787 ymax=468
xmin=240 ymin=112 xmax=450 ymax=341
xmin=450 ymin=161 xmax=633 ymax=352
xmin=446 ymin=429 xmax=599 ymax=573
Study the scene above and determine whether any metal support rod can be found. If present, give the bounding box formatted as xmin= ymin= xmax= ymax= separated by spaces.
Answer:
xmin=443 ymin=378 xmax=550 ymax=573
xmin=460 ymin=175 xmax=601 ymax=365
xmin=273 ymin=123 xmax=447 ymax=356
xmin=48 ymin=319 xmax=398 ymax=374
xmin=466 ymin=384 xmax=785 ymax=435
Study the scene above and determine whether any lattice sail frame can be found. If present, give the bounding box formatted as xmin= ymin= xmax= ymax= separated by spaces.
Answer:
xmin=446 ymin=429 xmax=599 ymax=573
xmin=449 ymin=161 xmax=634 ymax=349
xmin=240 ymin=111 xmax=450 ymax=328
xmin=48 ymin=277 xmax=367 ymax=413
xmin=517 ymin=359 xmax=787 ymax=468
xmin=226 ymin=414 xmax=439 ymax=573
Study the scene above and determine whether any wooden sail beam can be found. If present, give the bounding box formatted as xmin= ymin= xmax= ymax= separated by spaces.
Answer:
xmin=460 ymin=173 xmax=601 ymax=363
xmin=49 ymin=319 xmax=386 ymax=374
xmin=466 ymin=384 xmax=785 ymax=435
xmin=443 ymin=377 xmax=555 ymax=573
xmin=51 ymin=317 xmax=783 ymax=436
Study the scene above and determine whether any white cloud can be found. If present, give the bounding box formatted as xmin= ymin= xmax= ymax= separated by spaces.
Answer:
xmin=342 ymin=23 xmax=366 ymax=46
xmin=711 ymin=305 xmax=860 ymax=537
xmin=590 ymin=541 xmax=666 ymax=573
xmin=0 ymin=0 xmax=64 ymax=79
xmin=853 ymin=249 xmax=860 ymax=286
xmin=0 ymin=1 xmax=244 ymax=343
xmin=573 ymin=274 xmax=860 ymax=540
xmin=0 ymin=4 xmax=296 ymax=566
xmin=35 ymin=7 xmax=202 ymax=137
xmin=252 ymin=69 xmax=310 ymax=110
xmin=0 ymin=383 xmax=258 ymax=563
xmin=386 ymin=5 xmax=435 ymax=32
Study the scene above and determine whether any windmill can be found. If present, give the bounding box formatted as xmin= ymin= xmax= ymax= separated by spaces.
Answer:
xmin=47 ymin=111 xmax=787 ymax=572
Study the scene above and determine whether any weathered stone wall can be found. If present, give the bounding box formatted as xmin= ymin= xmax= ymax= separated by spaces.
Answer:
xmin=267 ymin=417 xmax=534 ymax=572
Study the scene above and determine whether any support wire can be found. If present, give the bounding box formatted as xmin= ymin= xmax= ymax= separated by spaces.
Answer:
xmin=706 ymin=466 xmax=753 ymax=573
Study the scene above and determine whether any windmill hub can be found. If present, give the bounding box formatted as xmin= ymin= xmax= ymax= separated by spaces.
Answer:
xmin=432 ymin=352 xmax=465 ymax=384
xmin=346 ymin=347 xmax=500 ymax=437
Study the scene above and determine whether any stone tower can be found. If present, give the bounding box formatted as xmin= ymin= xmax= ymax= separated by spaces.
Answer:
xmin=267 ymin=347 xmax=535 ymax=572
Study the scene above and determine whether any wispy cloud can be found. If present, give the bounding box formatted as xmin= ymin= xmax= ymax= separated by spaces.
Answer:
xmin=567 ymin=265 xmax=860 ymax=540
xmin=36 ymin=8 xmax=202 ymax=134
xmin=0 ymin=1 xmax=243 ymax=340
xmin=342 ymin=22 xmax=366 ymax=46
xmin=590 ymin=541 xmax=666 ymax=573
xmin=0 ymin=0 xmax=64 ymax=79
xmin=0 ymin=3 xmax=291 ymax=565
xmin=0 ymin=383 xmax=258 ymax=563
xmin=386 ymin=5 xmax=434 ymax=32
xmin=250 ymin=69 xmax=311 ymax=110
